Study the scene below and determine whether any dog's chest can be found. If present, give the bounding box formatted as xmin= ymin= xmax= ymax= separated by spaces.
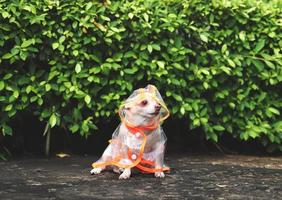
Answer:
xmin=125 ymin=129 xmax=160 ymax=152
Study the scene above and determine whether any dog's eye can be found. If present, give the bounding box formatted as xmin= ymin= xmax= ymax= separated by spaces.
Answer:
xmin=141 ymin=100 xmax=148 ymax=106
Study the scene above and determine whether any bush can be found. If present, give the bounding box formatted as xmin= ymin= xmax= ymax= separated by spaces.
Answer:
xmin=0 ymin=0 xmax=281 ymax=151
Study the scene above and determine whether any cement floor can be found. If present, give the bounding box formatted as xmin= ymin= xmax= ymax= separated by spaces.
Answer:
xmin=0 ymin=154 xmax=281 ymax=199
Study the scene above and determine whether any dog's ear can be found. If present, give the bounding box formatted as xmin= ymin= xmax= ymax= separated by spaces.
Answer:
xmin=147 ymin=84 xmax=157 ymax=93
xmin=119 ymin=104 xmax=130 ymax=118
xmin=124 ymin=105 xmax=131 ymax=110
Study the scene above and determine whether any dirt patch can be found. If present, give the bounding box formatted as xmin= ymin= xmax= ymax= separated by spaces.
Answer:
xmin=175 ymin=154 xmax=282 ymax=170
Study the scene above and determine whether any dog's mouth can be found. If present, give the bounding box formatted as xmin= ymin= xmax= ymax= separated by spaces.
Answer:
xmin=148 ymin=111 xmax=160 ymax=116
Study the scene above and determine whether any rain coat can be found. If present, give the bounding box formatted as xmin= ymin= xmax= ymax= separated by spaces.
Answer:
xmin=92 ymin=85 xmax=170 ymax=173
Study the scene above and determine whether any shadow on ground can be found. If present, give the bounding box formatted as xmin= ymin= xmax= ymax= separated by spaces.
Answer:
xmin=0 ymin=154 xmax=281 ymax=199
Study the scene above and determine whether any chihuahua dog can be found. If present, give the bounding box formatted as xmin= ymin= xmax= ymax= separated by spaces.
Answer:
xmin=91 ymin=85 xmax=169 ymax=179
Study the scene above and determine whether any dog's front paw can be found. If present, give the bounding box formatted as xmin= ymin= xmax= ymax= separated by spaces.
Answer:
xmin=90 ymin=168 xmax=103 ymax=175
xmin=119 ymin=169 xmax=131 ymax=179
xmin=155 ymin=172 xmax=165 ymax=178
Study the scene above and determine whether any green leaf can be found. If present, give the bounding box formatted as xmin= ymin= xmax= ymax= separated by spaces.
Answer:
xmin=82 ymin=122 xmax=89 ymax=132
xmin=227 ymin=58 xmax=236 ymax=67
xmin=85 ymin=2 xmax=93 ymax=10
xmin=171 ymin=93 xmax=182 ymax=101
xmin=268 ymin=134 xmax=275 ymax=143
xmin=23 ymin=5 xmax=36 ymax=14
xmin=45 ymin=84 xmax=51 ymax=91
xmin=2 ymin=11 xmax=10 ymax=19
xmin=251 ymin=59 xmax=264 ymax=71
xmin=26 ymin=85 xmax=32 ymax=94
xmin=191 ymin=102 xmax=199 ymax=111
xmin=268 ymin=32 xmax=276 ymax=38
xmin=268 ymin=107 xmax=280 ymax=115
xmin=2 ymin=53 xmax=13 ymax=59
xmin=213 ymin=125 xmax=225 ymax=131
xmin=21 ymin=39 xmax=34 ymax=48
xmin=143 ymin=13 xmax=149 ymax=22
xmin=128 ymin=13 xmax=134 ymax=19
xmin=239 ymin=31 xmax=246 ymax=41
xmin=11 ymin=47 xmax=20 ymax=55
xmin=52 ymin=43 xmax=59 ymax=49
xmin=75 ymin=63 xmax=81 ymax=73
xmin=73 ymin=50 xmax=79 ymax=56
xmin=152 ymin=44 xmax=161 ymax=51
xmin=72 ymin=21 xmax=78 ymax=29
xmin=248 ymin=130 xmax=257 ymax=139
xmin=203 ymin=82 xmax=209 ymax=89
xmin=0 ymin=81 xmax=4 ymax=91
xmin=49 ymin=114 xmax=57 ymax=128
xmin=210 ymin=133 xmax=218 ymax=142
xmin=8 ymin=109 xmax=16 ymax=117
xmin=180 ymin=107 xmax=185 ymax=115
xmin=221 ymin=44 xmax=227 ymax=53
xmin=200 ymin=118 xmax=208 ymax=124
xmin=84 ymin=95 xmax=91 ymax=104
xmin=264 ymin=60 xmax=275 ymax=69
xmin=193 ymin=118 xmax=200 ymax=126
xmin=5 ymin=104 xmax=13 ymax=111
xmin=215 ymin=105 xmax=222 ymax=115
xmin=147 ymin=45 xmax=153 ymax=53
xmin=229 ymin=102 xmax=235 ymax=109
xmin=3 ymin=124 xmax=12 ymax=136
xmin=38 ymin=98 xmax=43 ymax=105
xmin=30 ymin=96 xmax=38 ymax=102
xmin=70 ymin=124 xmax=79 ymax=133
xmin=19 ymin=51 xmax=28 ymax=61
xmin=172 ymin=63 xmax=185 ymax=71
xmin=200 ymin=34 xmax=208 ymax=43
xmin=124 ymin=67 xmax=138 ymax=74
xmin=59 ymin=36 xmax=66 ymax=43
xmin=220 ymin=66 xmax=231 ymax=75
xmin=124 ymin=51 xmax=135 ymax=58
xmin=254 ymin=39 xmax=265 ymax=53
xmin=156 ymin=61 xmax=165 ymax=68
xmin=13 ymin=90 xmax=19 ymax=98
xmin=3 ymin=74 xmax=12 ymax=80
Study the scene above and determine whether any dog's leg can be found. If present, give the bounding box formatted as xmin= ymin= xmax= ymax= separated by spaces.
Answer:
xmin=119 ymin=168 xmax=131 ymax=179
xmin=153 ymin=143 xmax=166 ymax=178
xmin=155 ymin=171 xmax=165 ymax=178
xmin=90 ymin=167 xmax=104 ymax=175
xmin=113 ymin=167 xmax=124 ymax=174
xmin=116 ymin=156 xmax=132 ymax=178
xmin=154 ymin=158 xmax=165 ymax=178
xmin=91 ymin=143 xmax=114 ymax=175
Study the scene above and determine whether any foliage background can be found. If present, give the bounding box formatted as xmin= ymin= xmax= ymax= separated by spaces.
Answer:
xmin=0 ymin=0 xmax=281 ymax=152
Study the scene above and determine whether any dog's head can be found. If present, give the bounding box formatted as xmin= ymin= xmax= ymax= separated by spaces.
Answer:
xmin=119 ymin=85 xmax=169 ymax=126
xmin=124 ymin=93 xmax=162 ymax=119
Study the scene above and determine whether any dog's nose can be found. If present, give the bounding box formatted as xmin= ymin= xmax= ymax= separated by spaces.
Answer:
xmin=155 ymin=104 xmax=161 ymax=111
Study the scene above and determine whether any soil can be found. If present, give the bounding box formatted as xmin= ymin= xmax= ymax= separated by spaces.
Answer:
xmin=0 ymin=154 xmax=281 ymax=200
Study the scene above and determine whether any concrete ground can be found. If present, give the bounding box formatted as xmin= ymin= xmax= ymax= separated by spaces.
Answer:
xmin=0 ymin=154 xmax=281 ymax=200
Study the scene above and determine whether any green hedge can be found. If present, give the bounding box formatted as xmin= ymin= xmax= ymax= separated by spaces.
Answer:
xmin=0 ymin=0 xmax=281 ymax=151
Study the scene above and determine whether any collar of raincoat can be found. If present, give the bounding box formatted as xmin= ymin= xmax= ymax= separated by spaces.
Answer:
xmin=118 ymin=84 xmax=170 ymax=127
